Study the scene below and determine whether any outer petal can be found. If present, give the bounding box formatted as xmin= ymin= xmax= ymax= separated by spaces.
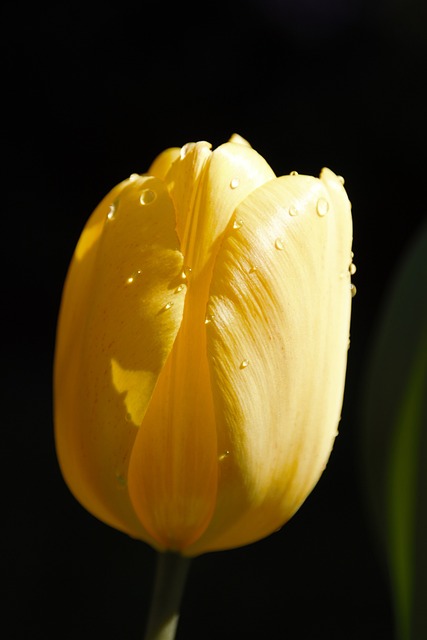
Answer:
xmin=127 ymin=141 xmax=276 ymax=551
xmin=148 ymin=147 xmax=181 ymax=180
xmin=187 ymin=168 xmax=353 ymax=555
xmin=54 ymin=174 xmax=185 ymax=546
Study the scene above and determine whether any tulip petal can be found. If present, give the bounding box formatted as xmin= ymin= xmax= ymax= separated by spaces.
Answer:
xmin=54 ymin=174 xmax=185 ymax=546
xmin=228 ymin=133 xmax=252 ymax=147
xmin=148 ymin=147 xmax=181 ymax=180
xmin=127 ymin=141 xmax=276 ymax=551
xmin=187 ymin=168 xmax=353 ymax=554
xmin=165 ymin=139 xmax=276 ymax=277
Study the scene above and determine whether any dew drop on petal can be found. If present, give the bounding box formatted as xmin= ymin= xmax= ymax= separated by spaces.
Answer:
xmin=164 ymin=301 xmax=174 ymax=310
xmin=128 ymin=173 xmax=140 ymax=182
xmin=288 ymin=204 xmax=298 ymax=216
xmin=218 ymin=450 xmax=230 ymax=461
xmin=290 ymin=170 xmax=298 ymax=176
xmin=248 ymin=265 xmax=258 ymax=274
xmin=181 ymin=266 xmax=192 ymax=280
xmin=175 ymin=284 xmax=184 ymax=293
xmin=126 ymin=269 xmax=142 ymax=285
xmin=275 ymin=238 xmax=285 ymax=250
xmin=230 ymin=177 xmax=240 ymax=189
xmin=205 ymin=314 xmax=215 ymax=325
xmin=240 ymin=359 xmax=250 ymax=369
xmin=338 ymin=175 xmax=345 ymax=185
xmin=316 ymin=198 xmax=329 ymax=217
xmin=140 ymin=189 xmax=157 ymax=205
xmin=351 ymin=284 xmax=357 ymax=298
xmin=107 ymin=204 xmax=116 ymax=220
xmin=233 ymin=218 xmax=243 ymax=229
xmin=349 ymin=263 xmax=357 ymax=275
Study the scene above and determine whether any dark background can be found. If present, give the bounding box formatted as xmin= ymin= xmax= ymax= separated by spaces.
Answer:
xmin=3 ymin=0 xmax=426 ymax=638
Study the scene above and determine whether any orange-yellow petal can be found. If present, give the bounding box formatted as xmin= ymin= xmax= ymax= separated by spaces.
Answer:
xmin=54 ymin=174 xmax=185 ymax=546
xmin=187 ymin=168 xmax=352 ymax=555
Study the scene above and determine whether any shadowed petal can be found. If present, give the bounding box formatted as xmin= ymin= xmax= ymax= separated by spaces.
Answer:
xmin=54 ymin=175 xmax=185 ymax=546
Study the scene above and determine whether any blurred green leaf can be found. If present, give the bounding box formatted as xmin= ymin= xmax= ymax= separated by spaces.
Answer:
xmin=362 ymin=219 xmax=427 ymax=640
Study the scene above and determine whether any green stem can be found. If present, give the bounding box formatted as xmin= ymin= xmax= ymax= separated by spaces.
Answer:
xmin=144 ymin=552 xmax=192 ymax=640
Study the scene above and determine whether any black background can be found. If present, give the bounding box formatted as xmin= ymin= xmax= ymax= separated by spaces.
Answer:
xmin=3 ymin=0 xmax=426 ymax=638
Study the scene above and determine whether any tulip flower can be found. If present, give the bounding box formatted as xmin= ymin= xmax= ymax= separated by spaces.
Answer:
xmin=54 ymin=134 xmax=353 ymax=559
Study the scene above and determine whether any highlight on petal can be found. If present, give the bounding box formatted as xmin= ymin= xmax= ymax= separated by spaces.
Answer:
xmin=54 ymin=174 xmax=185 ymax=547
xmin=187 ymin=169 xmax=353 ymax=555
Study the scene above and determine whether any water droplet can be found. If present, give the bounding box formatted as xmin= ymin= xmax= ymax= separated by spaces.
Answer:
xmin=240 ymin=359 xmax=250 ymax=369
xmin=290 ymin=170 xmax=298 ymax=176
xmin=349 ymin=263 xmax=357 ymax=275
xmin=204 ymin=314 xmax=215 ymax=325
xmin=128 ymin=173 xmax=139 ymax=182
xmin=126 ymin=269 xmax=142 ymax=285
xmin=107 ymin=204 xmax=116 ymax=220
xmin=230 ymin=177 xmax=239 ymax=189
xmin=181 ymin=266 xmax=192 ymax=280
xmin=316 ymin=198 xmax=329 ymax=217
xmin=140 ymin=189 xmax=157 ymax=205
xmin=288 ymin=204 xmax=298 ymax=216
xmin=338 ymin=175 xmax=345 ymax=185
xmin=164 ymin=301 xmax=174 ymax=310
xmin=218 ymin=450 xmax=230 ymax=461
xmin=175 ymin=284 xmax=184 ymax=293
xmin=233 ymin=218 xmax=243 ymax=229
xmin=275 ymin=238 xmax=285 ymax=250
xmin=248 ymin=265 xmax=258 ymax=274
xmin=351 ymin=284 xmax=357 ymax=298
xmin=125 ymin=412 xmax=132 ymax=422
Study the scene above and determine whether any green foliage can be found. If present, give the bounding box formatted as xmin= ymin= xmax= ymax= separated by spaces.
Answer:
xmin=362 ymin=219 xmax=427 ymax=640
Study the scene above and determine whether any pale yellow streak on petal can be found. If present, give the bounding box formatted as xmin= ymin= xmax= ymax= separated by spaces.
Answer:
xmin=54 ymin=175 xmax=184 ymax=549
xmin=187 ymin=169 xmax=352 ymax=555
xmin=165 ymin=141 xmax=212 ymax=254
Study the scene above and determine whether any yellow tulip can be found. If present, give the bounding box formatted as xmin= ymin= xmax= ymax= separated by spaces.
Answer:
xmin=54 ymin=134 xmax=353 ymax=556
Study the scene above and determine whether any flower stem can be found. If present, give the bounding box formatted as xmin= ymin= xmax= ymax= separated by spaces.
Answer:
xmin=144 ymin=552 xmax=192 ymax=640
